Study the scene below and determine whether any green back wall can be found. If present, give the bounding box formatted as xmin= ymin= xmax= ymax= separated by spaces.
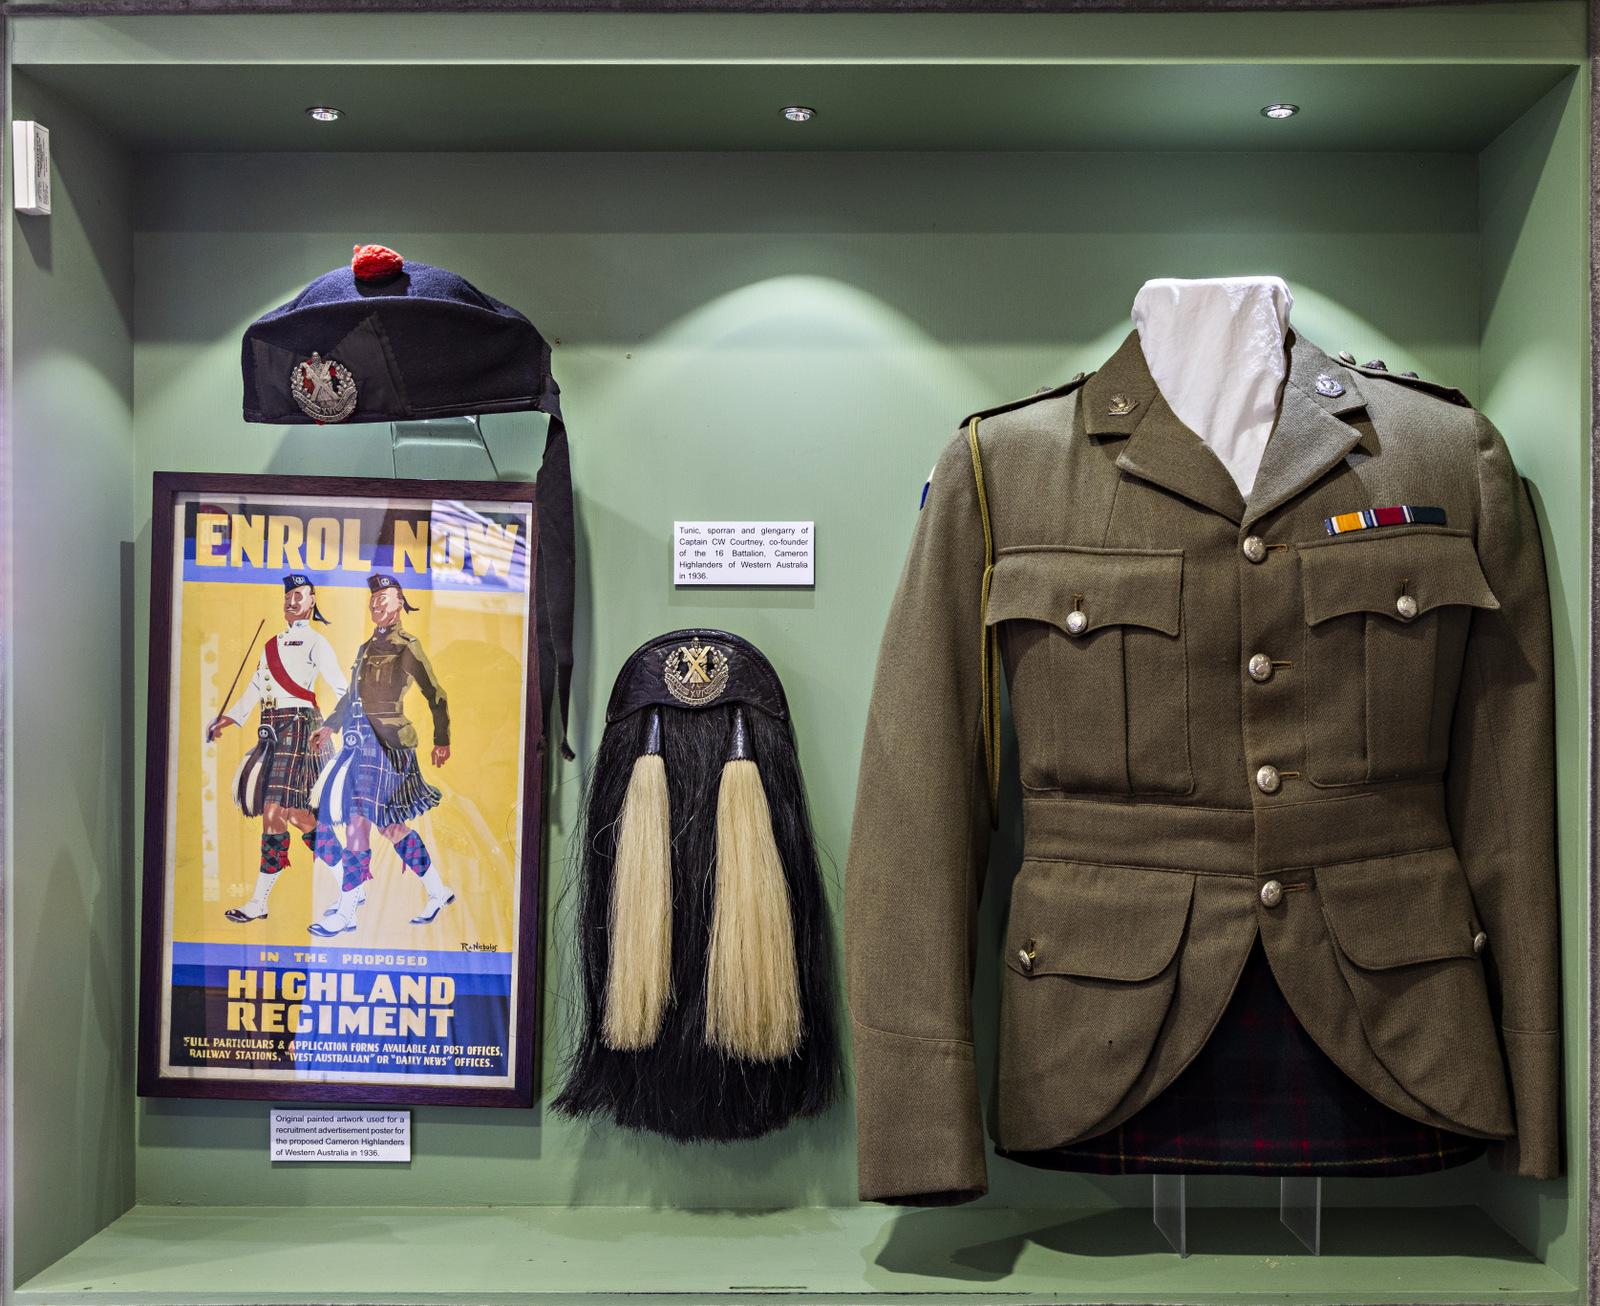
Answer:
xmin=1 ymin=45 xmax=1585 ymax=1302
xmin=1475 ymin=69 xmax=1591 ymax=1282
xmin=0 ymin=0 xmax=1586 ymax=1292
xmin=8 ymin=71 xmax=138 ymax=1284
xmin=132 ymin=145 xmax=1507 ymax=1215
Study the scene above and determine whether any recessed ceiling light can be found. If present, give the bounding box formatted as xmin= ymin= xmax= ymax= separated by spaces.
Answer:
xmin=1260 ymin=103 xmax=1300 ymax=120
xmin=781 ymin=105 xmax=817 ymax=123
xmin=305 ymin=106 xmax=344 ymax=123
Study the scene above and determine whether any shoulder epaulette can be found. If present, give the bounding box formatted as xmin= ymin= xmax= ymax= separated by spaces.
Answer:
xmin=1335 ymin=352 xmax=1472 ymax=408
xmin=958 ymin=371 xmax=1092 ymax=429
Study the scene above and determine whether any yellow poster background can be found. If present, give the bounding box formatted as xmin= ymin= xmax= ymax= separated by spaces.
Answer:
xmin=169 ymin=580 xmax=531 ymax=953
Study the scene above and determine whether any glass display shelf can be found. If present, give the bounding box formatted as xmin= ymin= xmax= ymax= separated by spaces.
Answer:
xmin=13 ymin=1203 xmax=1575 ymax=1305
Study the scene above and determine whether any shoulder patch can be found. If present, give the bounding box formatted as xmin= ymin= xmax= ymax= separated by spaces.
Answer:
xmin=1340 ymin=358 xmax=1472 ymax=408
xmin=958 ymin=371 xmax=1092 ymax=429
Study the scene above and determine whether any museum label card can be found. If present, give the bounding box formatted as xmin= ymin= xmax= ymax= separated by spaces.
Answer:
xmin=674 ymin=521 xmax=814 ymax=586
xmin=271 ymin=1109 xmax=411 ymax=1163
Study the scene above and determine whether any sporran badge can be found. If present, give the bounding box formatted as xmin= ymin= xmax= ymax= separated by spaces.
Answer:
xmin=663 ymin=639 xmax=730 ymax=707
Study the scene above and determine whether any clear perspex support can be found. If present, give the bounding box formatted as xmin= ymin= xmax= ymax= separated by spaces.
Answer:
xmin=1279 ymin=1176 xmax=1323 ymax=1254
xmin=1152 ymin=1176 xmax=1322 ymax=1256
xmin=389 ymin=415 xmax=499 ymax=479
xmin=1152 ymin=1175 xmax=1188 ymax=1257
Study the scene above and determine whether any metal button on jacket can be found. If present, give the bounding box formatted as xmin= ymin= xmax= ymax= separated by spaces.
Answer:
xmin=1255 ymin=763 xmax=1282 ymax=794
xmin=1396 ymin=594 xmax=1419 ymax=620
xmin=1017 ymin=945 xmax=1036 ymax=973
xmin=1065 ymin=609 xmax=1088 ymax=636
xmin=1260 ymin=879 xmax=1284 ymax=908
xmin=1473 ymin=931 xmax=1488 ymax=955
xmin=1248 ymin=652 xmax=1274 ymax=683
xmin=1242 ymin=535 xmax=1267 ymax=563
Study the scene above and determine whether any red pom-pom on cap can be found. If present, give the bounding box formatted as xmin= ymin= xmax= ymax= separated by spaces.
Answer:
xmin=352 ymin=244 xmax=404 ymax=281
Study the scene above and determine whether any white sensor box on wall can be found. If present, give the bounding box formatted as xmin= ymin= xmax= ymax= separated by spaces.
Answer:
xmin=12 ymin=121 xmax=50 ymax=215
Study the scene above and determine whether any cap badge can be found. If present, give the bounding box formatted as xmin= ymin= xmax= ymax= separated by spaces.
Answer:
xmin=1314 ymin=373 xmax=1346 ymax=398
xmin=663 ymin=639 xmax=730 ymax=708
xmin=1106 ymin=393 xmax=1138 ymax=416
xmin=290 ymin=352 xmax=358 ymax=423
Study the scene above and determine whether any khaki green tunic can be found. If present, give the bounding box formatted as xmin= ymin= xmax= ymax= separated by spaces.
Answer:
xmin=845 ymin=329 xmax=1561 ymax=1204
xmin=324 ymin=621 xmax=450 ymax=751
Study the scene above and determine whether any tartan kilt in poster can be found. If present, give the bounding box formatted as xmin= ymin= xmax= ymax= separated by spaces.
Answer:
xmin=314 ymin=732 xmax=443 ymax=830
xmin=258 ymin=705 xmax=328 ymax=809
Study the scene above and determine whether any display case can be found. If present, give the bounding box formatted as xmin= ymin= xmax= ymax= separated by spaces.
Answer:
xmin=3 ymin=3 xmax=1591 ymax=1302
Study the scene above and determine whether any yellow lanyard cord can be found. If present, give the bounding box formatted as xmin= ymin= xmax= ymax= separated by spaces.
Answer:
xmin=967 ymin=417 xmax=1001 ymax=825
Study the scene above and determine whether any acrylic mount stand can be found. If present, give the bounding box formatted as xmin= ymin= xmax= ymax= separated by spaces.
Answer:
xmin=389 ymin=415 xmax=500 ymax=479
xmin=1152 ymin=1175 xmax=1322 ymax=1257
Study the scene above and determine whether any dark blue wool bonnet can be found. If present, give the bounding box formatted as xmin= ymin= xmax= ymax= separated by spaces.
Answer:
xmin=241 ymin=249 xmax=559 ymax=425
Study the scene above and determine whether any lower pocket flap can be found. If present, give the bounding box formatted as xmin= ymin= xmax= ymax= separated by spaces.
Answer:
xmin=1007 ymin=861 xmax=1194 ymax=981
xmin=1317 ymin=845 xmax=1480 ymax=969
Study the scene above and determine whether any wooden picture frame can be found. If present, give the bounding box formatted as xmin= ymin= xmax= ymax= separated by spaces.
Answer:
xmin=137 ymin=472 xmax=544 ymax=1107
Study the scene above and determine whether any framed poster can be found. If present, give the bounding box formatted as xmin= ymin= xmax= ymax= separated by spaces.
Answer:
xmin=137 ymin=472 xmax=544 ymax=1107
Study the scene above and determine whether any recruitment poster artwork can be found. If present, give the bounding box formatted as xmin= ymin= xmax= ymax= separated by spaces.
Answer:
xmin=138 ymin=474 xmax=543 ymax=1106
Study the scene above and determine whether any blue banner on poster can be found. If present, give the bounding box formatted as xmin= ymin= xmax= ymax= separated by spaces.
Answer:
xmin=180 ymin=499 xmax=530 ymax=592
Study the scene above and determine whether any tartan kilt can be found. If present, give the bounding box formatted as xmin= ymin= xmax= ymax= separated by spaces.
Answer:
xmin=340 ymin=737 xmax=442 ymax=828
xmin=999 ymin=938 xmax=1487 ymax=1177
xmin=259 ymin=706 xmax=328 ymax=809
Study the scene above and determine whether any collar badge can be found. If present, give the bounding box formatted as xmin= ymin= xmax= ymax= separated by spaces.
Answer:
xmin=1314 ymin=373 xmax=1346 ymax=398
xmin=1106 ymin=393 xmax=1138 ymax=416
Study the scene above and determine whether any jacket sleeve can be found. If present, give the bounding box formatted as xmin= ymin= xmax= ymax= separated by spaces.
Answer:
xmin=225 ymin=655 xmax=268 ymax=725
xmin=402 ymin=640 xmax=451 ymax=748
xmin=321 ymin=649 xmax=360 ymax=734
xmin=1444 ymin=411 xmax=1562 ymax=1179
xmin=845 ymin=427 xmax=995 ymax=1205
xmin=312 ymin=632 xmax=350 ymax=699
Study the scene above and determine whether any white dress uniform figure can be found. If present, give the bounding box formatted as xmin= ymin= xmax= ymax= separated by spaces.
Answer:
xmin=208 ymin=574 xmax=350 ymax=922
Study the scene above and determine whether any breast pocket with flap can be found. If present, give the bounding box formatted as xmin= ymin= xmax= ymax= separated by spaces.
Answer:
xmin=986 ymin=545 xmax=1190 ymax=796
xmin=1297 ymin=527 xmax=1499 ymax=785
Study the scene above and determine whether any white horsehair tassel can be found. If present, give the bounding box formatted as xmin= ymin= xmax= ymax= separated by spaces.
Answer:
xmin=602 ymin=708 xmax=674 ymax=1050
xmin=707 ymin=707 xmax=801 ymax=1060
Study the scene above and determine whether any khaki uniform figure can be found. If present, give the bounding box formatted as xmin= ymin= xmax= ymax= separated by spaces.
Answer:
xmin=845 ymin=330 xmax=1560 ymax=1203
xmin=310 ymin=573 xmax=453 ymax=937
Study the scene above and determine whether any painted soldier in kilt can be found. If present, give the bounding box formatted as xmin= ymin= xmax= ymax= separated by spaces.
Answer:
xmin=309 ymin=573 xmax=453 ymax=937
xmin=209 ymin=574 xmax=348 ymax=923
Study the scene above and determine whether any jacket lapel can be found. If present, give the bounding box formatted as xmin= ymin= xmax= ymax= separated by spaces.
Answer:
xmin=1084 ymin=331 xmax=1246 ymax=524
xmin=1083 ymin=327 xmax=1372 ymax=531
xmin=1240 ymin=332 xmax=1370 ymax=532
